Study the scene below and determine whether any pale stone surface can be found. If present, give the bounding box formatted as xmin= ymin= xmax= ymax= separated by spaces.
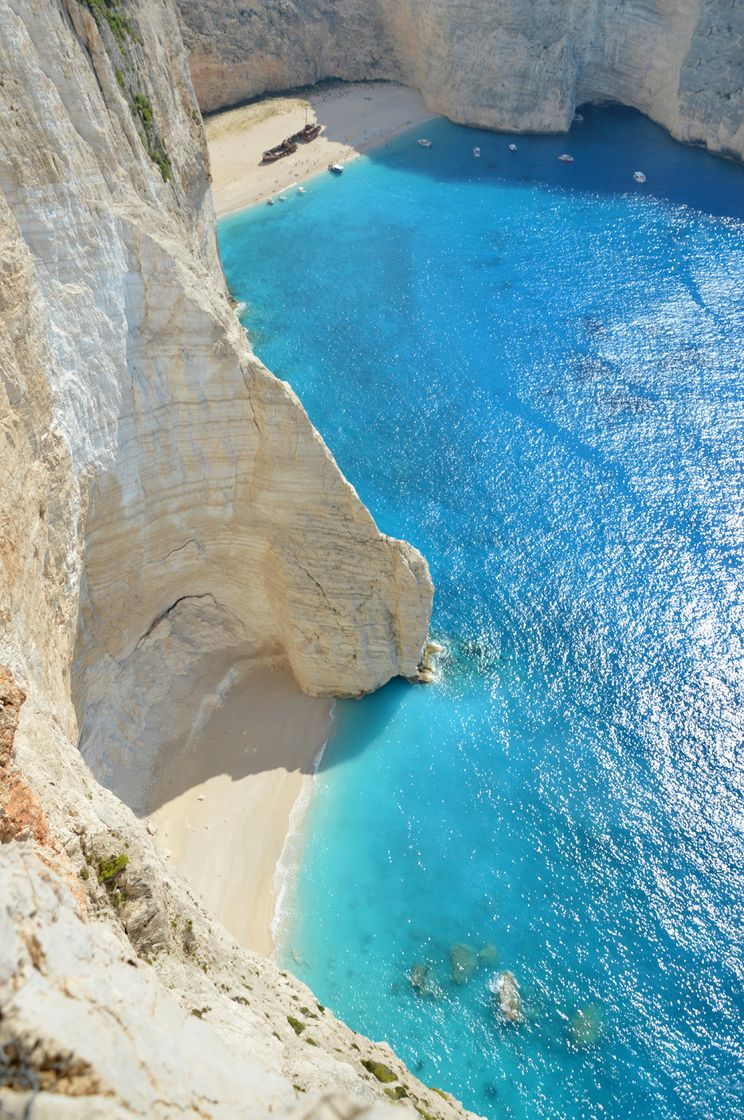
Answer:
xmin=0 ymin=833 xmax=476 ymax=1119
xmin=0 ymin=1 xmax=446 ymax=1117
xmin=1 ymin=0 xmax=432 ymax=735
xmin=1 ymin=0 xmax=431 ymax=985
xmin=176 ymin=0 xmax=744 ymax=161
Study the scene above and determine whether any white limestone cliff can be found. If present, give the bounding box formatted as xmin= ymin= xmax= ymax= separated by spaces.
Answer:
xmin=176 ymin=0 xmax=744 ymax=162
xmin=0 ymin=1 xmax=445 ymax=1116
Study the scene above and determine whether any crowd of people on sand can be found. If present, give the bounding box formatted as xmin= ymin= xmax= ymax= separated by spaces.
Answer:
xmin=260 ymin=117 xmax=416 ymax=199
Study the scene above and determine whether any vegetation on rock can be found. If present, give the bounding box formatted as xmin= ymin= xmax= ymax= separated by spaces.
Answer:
xmin=79 ymin=0 xmax=172 ymax=180
xmin=84 ymin=0 xmax=134 ymax=45
xmin=386 ymin=1086 xmax=409 ymax=1100
xmin=97 ymin=853 xmax=128 ymax=885
xmin=362 ymin=1059 xmax=397 ymax=1083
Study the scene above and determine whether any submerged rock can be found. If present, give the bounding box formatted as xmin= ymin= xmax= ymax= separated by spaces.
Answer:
xmin=449 ymin=943 xmax=479 ymax=985
xmin=489 ymin=971 xmax=523 ymax=1023
xmin=408 ymin=963 xmax=442 ymax=999
xmin=569 ymin=1002 xmax=605 ymax=1047
xmin=477 ymin=944 xmax=498 ymax=965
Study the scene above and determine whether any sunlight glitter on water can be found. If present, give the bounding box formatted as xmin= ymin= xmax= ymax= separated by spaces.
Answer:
xmin=220 ymin=106 xmax=744 ymax=1120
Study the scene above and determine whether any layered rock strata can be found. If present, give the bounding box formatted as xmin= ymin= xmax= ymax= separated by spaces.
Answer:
xmin=0 ymin=1 xmax=443 ymax=1116
xmin=176 ymin=0 xmax=744 ymax=161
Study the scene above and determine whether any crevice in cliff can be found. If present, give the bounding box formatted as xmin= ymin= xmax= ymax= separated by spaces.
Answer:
xmin=135 ymin=592 xmax=215 ymax=650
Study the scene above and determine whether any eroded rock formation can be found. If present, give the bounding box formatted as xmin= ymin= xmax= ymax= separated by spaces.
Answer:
xmin=176 ymin=0 xmax=744 ymax=161
xmin=0 ymin=1 xmax=443 ymax=1116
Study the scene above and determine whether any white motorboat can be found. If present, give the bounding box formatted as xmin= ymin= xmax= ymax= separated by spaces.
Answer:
xmin=418 ymin=138 xmax=432 ymax=148
xmin=473 ymin=146 xmax=481 ymax=158
xmin=328 ymin=163 xmax=344 ymax=174
xmin=508 ymin=143 xmax=517 ymax=152
xmin=558 ymin=153 xmax=575 ymax=163
xmin=633 ymin=171 xmax=647 ymax=184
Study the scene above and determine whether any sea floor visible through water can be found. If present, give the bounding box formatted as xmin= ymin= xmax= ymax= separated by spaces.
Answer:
xmin=219 ymin=105 xmax=744 ymax=1120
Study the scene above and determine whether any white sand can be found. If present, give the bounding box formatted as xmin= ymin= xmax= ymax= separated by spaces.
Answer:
xmin=205 ymin=81 xmax=436 ymax=215
xmin=147 ymin=660 xmax=332 ymax=957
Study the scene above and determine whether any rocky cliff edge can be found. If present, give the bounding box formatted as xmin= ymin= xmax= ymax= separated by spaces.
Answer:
xmin=0 ymin=2 xmax=446 ymax=1118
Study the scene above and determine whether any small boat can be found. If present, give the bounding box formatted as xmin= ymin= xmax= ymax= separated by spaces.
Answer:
xmin=508 ymin=143 xmax=517 ymax=152
xmin=278 ymin=195 xmax=286 ymax=202
xmin=573 ymin=112 xmax=584 ymax=123
xmin=328 ymin=162 xmax=344 ymax=174
xmin=298 ymin=186 xmax=306 ymax=194
xmin=261 ymin=140 xmax=298 ymax=164
xmin=633 ymin=171 xmax=647 ymax=184
xmin=473 ymin=146 xmax=481 ymax=158
xmin=558 ymin=153 xmax=575 ymax=163
xmin=267 ymin=199 xmax=275 ymax=206
xmin=418 ymin=138 xmax=432 ymax=148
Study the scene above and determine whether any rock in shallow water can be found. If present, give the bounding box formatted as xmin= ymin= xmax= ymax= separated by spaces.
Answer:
xmin=489 ymin=971 xmax=523 ymax=1023
xmin=408 ymin=962 xmax=443 ymax=999
xmin=477 ymin=943 xmax=498 ymax=965
xmin=449 ymin=943 xmax=479 ymax=985
xmin=569 ymin=1002 xmax=605 ymax=1047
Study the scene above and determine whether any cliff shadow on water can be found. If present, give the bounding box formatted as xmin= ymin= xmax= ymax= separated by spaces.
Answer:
xmin=361 ymin=103 xmax=744 ymax=222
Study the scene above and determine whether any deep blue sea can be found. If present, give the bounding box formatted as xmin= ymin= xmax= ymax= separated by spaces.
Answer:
xmin=219 ymin=105 xmax=744 ymax=1120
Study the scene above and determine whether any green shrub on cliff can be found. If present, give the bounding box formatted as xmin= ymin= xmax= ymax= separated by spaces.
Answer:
xmin=97 ymin=853 xmax=128 ymax=885
xmin=84 ymin=0 xmax=134 ymax=45
xmin=361 ymin=1059 xmax=397 ymax=1083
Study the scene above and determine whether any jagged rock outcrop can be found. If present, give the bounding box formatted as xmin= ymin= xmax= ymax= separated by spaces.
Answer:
xmin=0 ymin=0 xmax=443 ymax=1116
xmin=176 ymin=0 xmax=744 ymax=161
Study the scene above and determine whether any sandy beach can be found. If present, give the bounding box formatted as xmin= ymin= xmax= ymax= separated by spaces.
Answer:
xmin=147 ymin=660 xmax=332 ymax=957
xmin=205 ymin=81 xmax=435 ymax=216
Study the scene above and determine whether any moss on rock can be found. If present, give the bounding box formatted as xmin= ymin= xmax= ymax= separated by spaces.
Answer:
xmin=361 ymin=1059 xmax=397 ymax=1083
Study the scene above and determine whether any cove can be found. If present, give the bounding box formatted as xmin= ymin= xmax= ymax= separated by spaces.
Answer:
xmin=219 ymin=105 xmax=744 ymax=1120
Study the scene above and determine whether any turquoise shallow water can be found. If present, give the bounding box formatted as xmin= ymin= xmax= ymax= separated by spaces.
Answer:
xmin=219 ymin=106 xmax=744 ymax=1120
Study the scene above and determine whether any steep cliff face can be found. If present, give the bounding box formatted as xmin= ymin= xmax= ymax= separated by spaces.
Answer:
xmin=1 ymin=0 xmax=431 ymax=728
xmin=0 ymin=1 xmax=441 ymax=1116
xmin=176 ymin=0 xmax=744 ymax=161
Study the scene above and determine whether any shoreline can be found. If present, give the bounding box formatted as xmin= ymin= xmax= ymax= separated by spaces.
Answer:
xmin=205 ymin=80 xmax=437 ymax=215
xmin=270 ymin=715 xmax=333 ymax=957
xmin=147 ymin=662 xmax=333 ymax=957
xmin=174 ymin=82 xmax=434 ymax=957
